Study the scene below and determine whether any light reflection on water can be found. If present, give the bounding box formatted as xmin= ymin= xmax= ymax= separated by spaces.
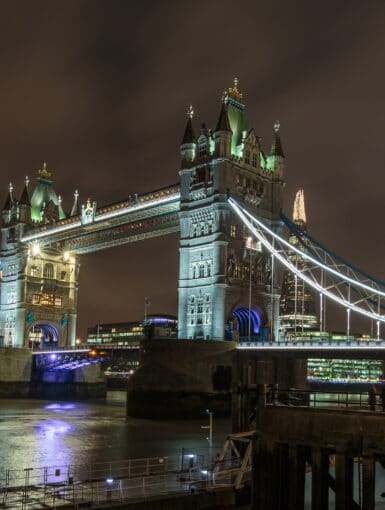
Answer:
xmin=0 ymin=392 xmax=231 ymax=471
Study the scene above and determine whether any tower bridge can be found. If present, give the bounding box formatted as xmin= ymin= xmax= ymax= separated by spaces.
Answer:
xmin=0 ymin=79 xmax=383 ymax=352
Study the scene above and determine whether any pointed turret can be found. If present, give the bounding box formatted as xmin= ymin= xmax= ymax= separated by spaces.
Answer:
xmin=215 ymin=102 xmax=232 ymax=132
xmin=270 ymin=120 xmax=285 ymax=158
xmin=214 ymin=98 xmax=232 ymax=158
xmin=267 ymin=120 xmax=285 ymax=176
xmin=180 ymin=105 xmax=197 ymax=163
xmin=19 ymin=177 xmax=31 ymax=205
xmin=19 ymin=176 xmax=32 ymax=224
xmin=181 ymin=114 xmax=196 ymax=145
xmin=3 ymin=182 xmax=13 ymax=211
xmin=292 ymin=189 xmax=307 ymax=228
xmin=70 ymin=189 xmax=80 ymax=216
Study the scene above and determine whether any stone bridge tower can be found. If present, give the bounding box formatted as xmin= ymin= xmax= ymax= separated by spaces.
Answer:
xmin=178 ymin=80 xmax=285 ymax=341
xmin=0 ymin=165 xmax=79 ymax=347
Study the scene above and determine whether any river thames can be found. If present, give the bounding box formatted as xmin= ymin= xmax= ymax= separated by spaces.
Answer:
xmin=0 ymin=392 xmax=230 ymax=471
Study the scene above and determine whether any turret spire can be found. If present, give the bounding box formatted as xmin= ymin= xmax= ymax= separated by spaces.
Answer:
xmin=270 ymin=120 xmax=285 ymax=158
xmin=3 ymin=183 xmax=13 ymax=211
xmin=215 ymin=102 xmax=232 ymax=132
xmin=181 ymin=105 xmax=196 ymax=145
xmin=19 ymin=176 xmax=31 ymax=206
xmin=70 ymin=189 xmax=80 ymax=217
xmin=292 ymin=189 xmax=307 ymax=226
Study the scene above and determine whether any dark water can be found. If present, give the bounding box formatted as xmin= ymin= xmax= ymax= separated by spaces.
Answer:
xmin=0 ymin=392 xmax=230 ymax=471
xmin=2 ymin=394 xmax=385 ymax=508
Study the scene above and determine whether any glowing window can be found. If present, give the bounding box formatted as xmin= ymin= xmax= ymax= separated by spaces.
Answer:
xmin=32 ymin=293 xmax=40 ymax=305
xmin=41 ymin=292 xmax=54 ymax=306
xmin=54 ymin=296 xmax=62 ymax=307
xmin=230 ymin=225 xmax=236 ymax=237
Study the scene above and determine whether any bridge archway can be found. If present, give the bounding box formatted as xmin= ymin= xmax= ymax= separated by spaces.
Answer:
xmin=229 ymin=305 xmax=264 ymax=341
xmin=28 ymin=322 xmax=60 ymax=347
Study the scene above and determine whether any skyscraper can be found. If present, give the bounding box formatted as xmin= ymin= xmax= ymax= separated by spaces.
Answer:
xmin=279 ymin=189 xmax=318 ymax=337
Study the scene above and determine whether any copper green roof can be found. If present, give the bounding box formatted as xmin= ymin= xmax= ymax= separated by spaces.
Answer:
xmin=30 ymin=177 xmax=66 ymax=221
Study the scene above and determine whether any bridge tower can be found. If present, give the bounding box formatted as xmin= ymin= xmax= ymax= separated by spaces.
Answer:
xmin=0 ymin=165 xmax=79 ymax=347
xmin=178 ymin=80 xmax=285 ymax=341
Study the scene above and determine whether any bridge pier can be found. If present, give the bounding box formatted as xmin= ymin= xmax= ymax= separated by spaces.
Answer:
xmin=311 ymin=447 xmax=329 ymax=510
xmin=362 ymin=451 xmax=375 ymax=510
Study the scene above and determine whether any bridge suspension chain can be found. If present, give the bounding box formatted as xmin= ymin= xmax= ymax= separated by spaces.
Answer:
xmin=228 ymin=197 xmax=385 ymax=325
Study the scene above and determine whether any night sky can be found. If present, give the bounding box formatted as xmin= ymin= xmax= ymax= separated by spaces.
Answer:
xmin=1 ymin=1 xmax=384 ymax=338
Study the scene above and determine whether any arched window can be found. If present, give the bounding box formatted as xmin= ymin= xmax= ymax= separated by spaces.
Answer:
xmin=43 ymin=263 xmax=54 ymax=279
xmin=199 ymin=264 xmax=205 ymax=278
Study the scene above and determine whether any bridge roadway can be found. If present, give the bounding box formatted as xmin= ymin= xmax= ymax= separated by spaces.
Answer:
xmin=21 ymin=183 xmax=181 ymax=254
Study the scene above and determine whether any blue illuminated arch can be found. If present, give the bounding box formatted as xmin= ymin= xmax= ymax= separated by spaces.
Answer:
xmin=32 ymin=322 xmax=60 ymax=345
xmin=231 ymin=306 xmax=262 ymax=336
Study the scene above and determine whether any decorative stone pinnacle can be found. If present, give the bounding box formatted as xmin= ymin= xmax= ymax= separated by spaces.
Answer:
xmin=221 ymin=90 xmax=228 ymax=103
xmin=38 ymin=161 xmax=51 ymax=179
xmin=25 ymin=176 xmax=30 ymax=187
xmin=274 ymin=120 xmax=280 ymax=133
xmin=228 ymin=77 xmax=243 ymax=101
xmin=58 ymin=195 xmax=62 ymax=204
xmin=187 ymin=105 xmax=194 ymax=119
xmin=74 ymin=189 xmax=79 ymax=199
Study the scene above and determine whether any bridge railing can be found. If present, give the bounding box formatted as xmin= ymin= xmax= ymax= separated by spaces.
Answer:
xmin=264 ymin=387 xmax=384 ymax=412
xmin=238 ymin=338 xmax=385 ymax=349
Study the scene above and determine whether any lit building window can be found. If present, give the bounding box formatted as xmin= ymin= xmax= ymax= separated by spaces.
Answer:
xmin=41 ymin=292 xmax=54 ymax=305
xmin=54 ymin=296 xmax=62 ymax=307
xmin=230 ymin=225 xmax=236 ymax=237
xmin=32 ymin=293 xmax=40 ymax=305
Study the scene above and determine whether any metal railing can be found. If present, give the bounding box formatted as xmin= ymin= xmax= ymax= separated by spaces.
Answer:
xmin=238 ymin=338 xmax=385 ymax=349
xmin=264 ymin=388 xmax=385 ymax=412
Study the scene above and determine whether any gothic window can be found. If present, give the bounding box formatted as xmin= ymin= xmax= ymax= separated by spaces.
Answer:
xmin=197 ymin=299 xmax=203 ymax=314
xmin=234 ymin=264 xmax=241 ymax=278
xmin=60 ymin=271 xmax=67 ymax=280
xmin=230 ymin=224 xmax=237 ymax=238
xmin=199 ymin=143 xmax=207 ymax=157
xmin=30 ymin=265 xmax=41 ymax=277
xmin=43 ymin=263 xmax=54 ymax=279
xmin=208 ymin=221 xmax=213 ymax=234
xmin=199 ymin=264 xmax=205 ymax=278
xmin=192 ymin=223 xmax=197 ymax=237
xmin=54 ymin=296 xmax=62 ymax=307
xmin=32 ymin=293 xmax=40 ymax=305
xmin=252 ymin=153 xmax=257 ymax=168
xmin=245 ymin=150 xmax=250 ymax=165
xmin=200 ymin=222 xmax=205 ymax=235
xmin=41 ymin=292 xmax=54 ymax=305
